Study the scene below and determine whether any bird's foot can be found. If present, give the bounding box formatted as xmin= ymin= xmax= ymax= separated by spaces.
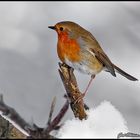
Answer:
xmin=73 ymin=93 xmax=86 ymax=105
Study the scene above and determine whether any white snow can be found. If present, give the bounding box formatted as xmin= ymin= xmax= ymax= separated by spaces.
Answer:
xmin=56 ymin=101 xmax=128 ymax=138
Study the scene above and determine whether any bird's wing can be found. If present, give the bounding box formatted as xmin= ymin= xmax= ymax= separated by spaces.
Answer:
xmin=78 ymin=33 xmax=116 ymax=77
xmin=89 ymin=48 xmax=116 ymax=77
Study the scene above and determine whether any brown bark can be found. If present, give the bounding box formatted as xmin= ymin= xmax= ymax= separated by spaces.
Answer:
xmin=58 ymin=62 xmax=87 ymax=120
xmin=0 ymin=116 xmax=26 ymax=139
xmin=0 ymin=62 xmax=87 ymax=139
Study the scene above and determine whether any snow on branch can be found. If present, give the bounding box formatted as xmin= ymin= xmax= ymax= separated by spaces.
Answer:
xmin=0 ymin=94 xmax=69 ymax=139
xmin=0 ymin=94 xmax=30 ymax=137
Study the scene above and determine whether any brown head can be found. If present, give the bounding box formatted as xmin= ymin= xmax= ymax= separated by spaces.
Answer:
xmin=48 ymin=21 xmax=87 ymax=62
xmin=48 ymin=21 xmax=91 ymax=39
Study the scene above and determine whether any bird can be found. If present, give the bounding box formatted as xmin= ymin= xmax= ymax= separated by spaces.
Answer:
xmin=48 ymin=21 xmax=138 ymax=99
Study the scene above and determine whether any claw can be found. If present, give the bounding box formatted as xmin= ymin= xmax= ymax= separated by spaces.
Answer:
xmin=73 ymin=93 xmax=85 ymax=105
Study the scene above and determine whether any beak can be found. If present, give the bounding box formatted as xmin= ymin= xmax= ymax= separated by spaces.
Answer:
xmin=48 ymin=26 xmax=56 ymax=30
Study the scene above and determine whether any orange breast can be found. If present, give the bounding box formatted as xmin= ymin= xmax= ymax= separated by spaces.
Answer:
xmin=57 ymin=32 xmax=81 ymax=63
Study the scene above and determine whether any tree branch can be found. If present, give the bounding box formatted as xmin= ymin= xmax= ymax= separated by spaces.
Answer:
xmin=47 ymin=96 xmax=57 ymax=126
xmin=58 ymin=62 xmax=87 ymax=120
xmin=44 ymin=100 xmax=69 ymax=134
xmin=0 ymin=95 xmax=69 ymax=139
xmin=0 ymin=94 xmax=30 ymax=137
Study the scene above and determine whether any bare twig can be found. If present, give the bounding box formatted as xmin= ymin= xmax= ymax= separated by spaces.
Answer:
xmin=58 ymin=62 xmax=87 ymax=120
xmin=27 ymin=99 xmax=69 ymax=139
xmin=45 ymin=100 xmax=69 ymax=133
xmin=47 ymin=96 xmax=57 ymax=126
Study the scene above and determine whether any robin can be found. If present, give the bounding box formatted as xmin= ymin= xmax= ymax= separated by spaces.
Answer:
xmin=48 ymin=21 xmax=138 ymax=99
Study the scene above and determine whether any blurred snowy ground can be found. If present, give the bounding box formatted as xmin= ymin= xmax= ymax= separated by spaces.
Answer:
xmin=0 ymin=2 xmax=140 ymax=134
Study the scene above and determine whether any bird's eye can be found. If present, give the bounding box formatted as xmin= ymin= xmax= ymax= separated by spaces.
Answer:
xmin=60 ymin=27 xmax=63 ymax=31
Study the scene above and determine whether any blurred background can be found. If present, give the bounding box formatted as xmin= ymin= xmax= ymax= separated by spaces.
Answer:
xmin=0 ymin=2 xmax=140 ymax=133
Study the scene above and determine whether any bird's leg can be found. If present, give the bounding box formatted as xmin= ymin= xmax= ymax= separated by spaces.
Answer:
xmin=83 ymin=74 xmax=95 ymax=97
xmin=74 ymin=75 xmax=95 ymax=105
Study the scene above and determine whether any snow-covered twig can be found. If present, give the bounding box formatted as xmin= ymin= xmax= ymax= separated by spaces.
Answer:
xmin=0 ymin=94 xmax=69 ymax=139
xmin=0 ymin=94 xmax=30 ymax=137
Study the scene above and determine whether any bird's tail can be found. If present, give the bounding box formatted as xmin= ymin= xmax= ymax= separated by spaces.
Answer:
xmin=113 ymin=64 xmax=138 ymax=81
